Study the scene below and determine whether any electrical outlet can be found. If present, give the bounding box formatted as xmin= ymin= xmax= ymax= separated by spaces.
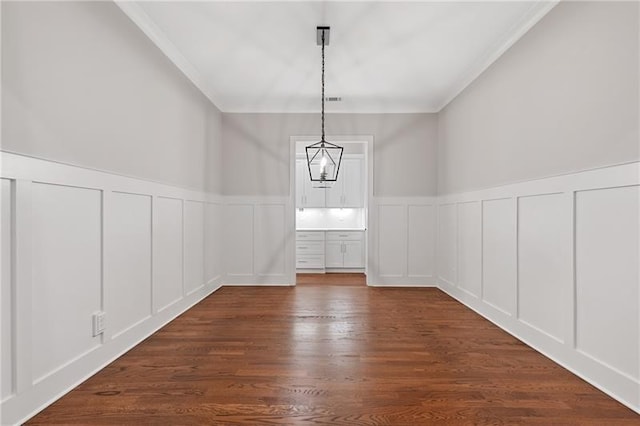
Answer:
xmin=92 ymin=312 xmax=106 ymax=336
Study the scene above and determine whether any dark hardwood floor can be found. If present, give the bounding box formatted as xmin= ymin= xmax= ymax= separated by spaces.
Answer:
xmin=29 ymin=275 xmax=638 ymax=424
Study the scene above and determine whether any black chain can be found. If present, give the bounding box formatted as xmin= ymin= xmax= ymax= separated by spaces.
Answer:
xmin=321 ymin=29 xmax=325 ymax=143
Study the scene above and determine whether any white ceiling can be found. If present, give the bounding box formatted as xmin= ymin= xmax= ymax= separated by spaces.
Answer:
xmin=117 ymin=1 xmax=557 ymax=113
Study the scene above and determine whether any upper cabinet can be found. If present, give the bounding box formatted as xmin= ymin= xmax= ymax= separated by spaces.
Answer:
xmin=326 ymin=158 xmax=364 ymax=208
xmin=296 ymin=155 xmax=364 ymax=208
xmin=296 ymin=159 xmax=326 ymax=207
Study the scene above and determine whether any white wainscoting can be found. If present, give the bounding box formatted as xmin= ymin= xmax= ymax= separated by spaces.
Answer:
xmin=0 ymin=152 xmax=223 ymax=425
xmin=368 ymin=197 xmax=436 ymax=286
xmin=1 ymin=179 xmax=14 ymax=402
xmin=437 ymin=161 xmax=640 ymax=414
xmin=223 ymin=197 xmax=294 ymax=285
xmin=223 ymin=195 xmax=436 ymax=287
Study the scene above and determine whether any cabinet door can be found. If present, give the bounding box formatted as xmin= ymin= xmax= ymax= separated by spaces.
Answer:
xmin=325 ymin=241 xmax=344 ymax=268
xmin=325 ymin=172 xmax=343 ymax=208
xmin=342 ymin=159 xmax=364 ymax=208
xmin=302 ymin=166 xmax=326 ymax=208
xmin=295 ymin=160 xmax=306 ymax=207
xmin=343 ymin=240 xmax=364 ymax=268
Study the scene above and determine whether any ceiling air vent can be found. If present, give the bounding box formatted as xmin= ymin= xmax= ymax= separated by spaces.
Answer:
xmin=325 ymin=97 xmax=342 ymax=102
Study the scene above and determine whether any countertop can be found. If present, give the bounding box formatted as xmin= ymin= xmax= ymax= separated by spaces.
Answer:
xmin=297 ymin=228 xmax=366 ymax=231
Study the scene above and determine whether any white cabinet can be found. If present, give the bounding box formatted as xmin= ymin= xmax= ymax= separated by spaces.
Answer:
xmin=343 ymin=241 xmax=364 ymax=268
xmin=297 ymin=156 xmax=363 ymax=208
xmin=325 ymin=231 xmax=365 ymax=269
xmin=296 ymin=230 xmax=365 ymax=271
xmin=326 ymin=158 xmax=364 ymax=208
xmin=296 ymin=159 xmax=325 ymax=208
xmin=296 ymin=231 xmax=325 ymax=269
xmin=325 ymin=241 xmax=343 ymax=268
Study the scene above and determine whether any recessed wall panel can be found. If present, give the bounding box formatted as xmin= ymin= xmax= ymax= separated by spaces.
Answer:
xmin=518 ymin=193 xmax=570 ymax=343
xmin=378 ymin=205 xmax=405 ymax=277
xmin=437 ymin=204 xmax=456 ymax=285
xmin=184 ymin=201 xmax=205 ymax=293
xmin=153 ymin=197 xmax=183 ymax=311
xmin=31 ymin=183 xmax=102 ymax=382
xmin=255 ymin=204 xmax=286 ymax=276
xmin=205 ymin=203 xmax=222 ymax=283
xmin=407 ymin=205 xmax=434 ymax=278
xmin=106 ymin=192 xmax=152 ymax=337
xmin=576 ymin=186 xmax=639 ymax=379
xmin=225 ymin=204 xmax=254 ymax=276
xmin=482 ymin=198 xmax=516 ymax=315
xmin=1 ymin=179 xmax=13 ymax=399
xmin=457 ymin=201 xmax=482 ymax=297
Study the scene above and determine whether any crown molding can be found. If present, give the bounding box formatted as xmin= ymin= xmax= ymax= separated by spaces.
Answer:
xmin=436 ymin=1 xmax=559 ymax=112
xmin=114 ymin=1 xmax=224 ymax=110
xmin=116 ymin=1 xmax=557 ymax=114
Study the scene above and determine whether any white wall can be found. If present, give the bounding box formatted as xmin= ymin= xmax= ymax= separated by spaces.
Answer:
xmin=222 ymin=113 xmax=438 ymax=197
xmin=438 ymin=1 xmax=639 ymax=195
xmin=222 ymin=114 xmax=439 ymax=287
xmin=436 ymin=0 xmax=640 ymax=414
xmin=1 ymin=2 xmax=224 ymax=424
xmin=1 ymin=1 xmax=223 ymax=193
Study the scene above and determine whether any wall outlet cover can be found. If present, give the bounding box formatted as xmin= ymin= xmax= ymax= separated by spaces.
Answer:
xmin=92 ymin=311 xmax=106 ymax=336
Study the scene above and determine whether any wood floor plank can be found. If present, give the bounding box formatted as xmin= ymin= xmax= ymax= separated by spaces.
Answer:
xmin=28 ymin=275 xmax=638 ymax=424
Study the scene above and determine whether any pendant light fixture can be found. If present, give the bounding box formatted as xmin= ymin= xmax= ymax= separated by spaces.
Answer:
xmin=306 ymin=26 xmax=343 ymax=188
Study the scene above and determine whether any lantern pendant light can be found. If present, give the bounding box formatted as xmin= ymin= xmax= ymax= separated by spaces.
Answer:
xmin=306 ymin=26 xmax=343 ymax=188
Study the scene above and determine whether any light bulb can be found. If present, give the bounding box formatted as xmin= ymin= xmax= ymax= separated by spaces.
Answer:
xmin=319 ymin=154 xmax=328 ymax=180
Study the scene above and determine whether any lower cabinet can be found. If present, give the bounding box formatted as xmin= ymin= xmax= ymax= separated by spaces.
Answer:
xmin=296 ymin=230 xmax=365 ymax=271
xmin=325 ymin=241 xmax=344 ymax=268
xmin=343 ymin=241 xmax=364 ymax=268
xmin=296 ymin=231 xmax=325 ymax=270
xmin=325 ymin=231 xmax=365 ymax=269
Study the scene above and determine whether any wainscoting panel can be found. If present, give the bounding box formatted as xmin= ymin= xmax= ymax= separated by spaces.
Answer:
xmin=517 ymin=193 xmax=571 ymax=344
xmin=153 ymin=197 xmax=184 ymax=312
xmin=481 ymin=198 xmax=516 ymax=316
xmin=31 ymin=183 xmax=103 ymax=384
xmin=437 ymin=203 xmax=457 ymax=286
xmin=407 ymin=204 xmax=435 ymax=279
xmin=224 ymin=204 xmax=254 ymax=279
xmin=205 ymin=202 xmax=223 ymax=285
xmin=575 ymin=185 xmax=639 ymax=381
xmin=106 ymin=192 xmax=152 ymax=339
xmin=369 ymin=197 xmax=436 ymax=286
xmin=377 ymin=204 xmax=405 ymax=278
xmin=457 ymin=201 xmax=482 ymax=298
xmin=254 ymin=204 xmax=287 ymax=278
xmin=1 ymin=179 xmax=14 ymax=401
xmin=224 ymin=198 xmax=292 ymax=285
xmin=184 ymin=201 xmax=205 ymax=295
xmin=0 ymin=152 xmax=221 ymax=426
xmin=437 ymin=162 xmax=640 ymax=414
